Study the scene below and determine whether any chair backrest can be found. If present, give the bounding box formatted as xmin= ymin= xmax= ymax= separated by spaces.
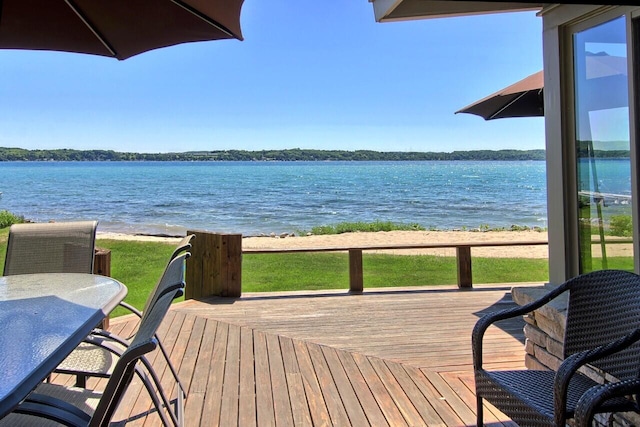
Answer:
xmin=140 ymin=234 xmax=194 ymax=315
xmin=170 ymin=234 xmax=195 ymax=261
xmin=3 ymin=221 xmax=98 ymax=276
xmin=563 ymin=269 xmax=640 ymax=380
xmin=90 ymin=253 xmax=189 ymax=426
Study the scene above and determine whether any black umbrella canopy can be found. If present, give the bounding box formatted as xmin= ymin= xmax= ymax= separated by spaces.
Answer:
xmin=0 ymin=0 xmax=244 ymax=60
xmin=455 ymin=71 xmax=544 ymax=120
xmin=456 ymin=53 xmax=628 ymax=121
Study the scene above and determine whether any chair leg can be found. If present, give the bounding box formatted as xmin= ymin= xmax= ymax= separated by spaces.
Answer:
xmin=157 ymin=338 xmax=186 ymax=396
xmin=477 ymin=396 xmax=484 ymax=427
xmin=75 ymin=375 xmax=87 ymax=388
xmin=135 ymin=368 xmax=174 ymax=427
xmin=138 ymin=360 xmax=180 ymax=426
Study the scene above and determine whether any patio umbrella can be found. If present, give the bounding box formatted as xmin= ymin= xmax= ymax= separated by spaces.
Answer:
xmin=0 ymin=0 xmax=244 ymax=60
xmin=455 ymin=71 xmax=544 ymax=120
xmin=456 ymin=54 xmax=627 ymax=120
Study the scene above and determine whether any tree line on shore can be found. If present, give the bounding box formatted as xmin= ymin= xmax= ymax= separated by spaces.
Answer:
xmin=0 ymin=147 xmax=629 ymax=162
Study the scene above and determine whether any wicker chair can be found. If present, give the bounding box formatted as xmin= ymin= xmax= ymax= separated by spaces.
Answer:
xmin=0 ymin=253 xmax=188 ymax=427
xmin=473 ymin=269 xmax=640 ymax=426
xmin=3 ymin=221 xmax=97 ymax=275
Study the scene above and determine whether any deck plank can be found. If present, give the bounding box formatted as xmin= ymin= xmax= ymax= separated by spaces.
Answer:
xmin=292 ymin=338 xmax=333 ymax=426
xmin=320 ymin=345 xmax=370 ymax=426
xmin=200 ymin=320 xmax=227 ymax=426
xmin=86 ymin=283 xmax=537 ymax=425
xmin=351 ymin=351 xmax=408 ymax=426
xmin=367 ymin=356 xmax=425 ymax=426
xmin=183 ymin=318 xmax=216 ymax=427
xmin=239 ymin=326 xmax=258 ymax=427
xmin=219 ymin=323 xmax=241 ymax=427
xmin=422 ymin=369 xmax=478 ymax=426
xmin=383 ymin=361 xmax=446 ymax=426
xmin=280 ymin=336 xmax=313 ymax=427
xmin=307 ymin=341 xmax=352 ymax=425
xmin=266 ymin=332 xmax=295 ymax=426
xmin=254 ymin=329 xmax=276 ymax=426
xmin=335 ymin=349 xmax=389 ymax=427
xmin=403 ymin=366 xmax=466 ymax=426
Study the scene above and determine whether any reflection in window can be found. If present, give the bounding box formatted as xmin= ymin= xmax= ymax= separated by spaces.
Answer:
xmin=574 ymin=15 xmax=633 ymax=273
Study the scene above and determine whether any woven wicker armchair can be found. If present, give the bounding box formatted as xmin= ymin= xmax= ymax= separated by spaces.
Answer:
xmin=473 ymin=269 xmax=640 ymax=426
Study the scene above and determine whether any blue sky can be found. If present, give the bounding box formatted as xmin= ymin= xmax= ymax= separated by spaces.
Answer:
xmin=0 ymin=1 xmax=544 ymax=154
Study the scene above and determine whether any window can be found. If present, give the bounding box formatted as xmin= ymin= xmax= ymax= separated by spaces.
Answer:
xmin=573 ymin=15 xmax=633 ymax=273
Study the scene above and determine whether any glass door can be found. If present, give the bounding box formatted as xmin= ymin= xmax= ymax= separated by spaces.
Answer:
xmin=572 ymin=15 xmax=633 ymax=273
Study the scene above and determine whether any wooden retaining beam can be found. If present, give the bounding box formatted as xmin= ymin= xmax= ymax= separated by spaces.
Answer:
xmin=244 ymin=240 xmax=550 ymax=293
xmin=185 ymin=230 xmax=242 ymax=299
xmin=164 ymin=235 xmax=634 ymax=298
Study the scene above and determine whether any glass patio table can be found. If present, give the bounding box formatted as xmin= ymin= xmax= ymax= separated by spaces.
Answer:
xmin=0 ymin=273 xmax=127 ymax=419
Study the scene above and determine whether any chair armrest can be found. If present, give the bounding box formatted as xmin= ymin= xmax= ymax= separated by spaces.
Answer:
xmin=92 ymin=301 xmax=141 ymax=340
xmin=88 ymin=329 xmax=132 ymax=347
xmin=553 ymin=327 xmax=640 ymax=425
xmin=82 ymin=333 xmax=130 ymax=355
xmin=473 ymin=282 xmax=570 ymax=369
xmin=25 ymin=392 xmax=92 ymax=422
xmin=14 ymin=400 xmax=90 ymax=426
xmin=118 ymin=301 xmax=143 ymax=318
xmin=574 ymin=378 xmax=640 ymax=427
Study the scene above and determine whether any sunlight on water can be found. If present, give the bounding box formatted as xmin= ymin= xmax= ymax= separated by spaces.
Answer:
xmin=0 ymin=160 xmax=551 ymax=236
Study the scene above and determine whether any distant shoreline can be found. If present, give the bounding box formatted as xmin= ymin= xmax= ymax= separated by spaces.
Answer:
xmin=0 ymin=147 xmax=547 ymax=162
xmin=0 ymin=146 xmax=631 ymax=162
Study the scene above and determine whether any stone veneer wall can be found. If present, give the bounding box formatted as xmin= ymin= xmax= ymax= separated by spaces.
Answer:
xmin=511 ymin=285 xmax=640 ymax=427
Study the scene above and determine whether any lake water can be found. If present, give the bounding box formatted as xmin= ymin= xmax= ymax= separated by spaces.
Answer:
xmin=0 ymin=160 xmax=552 ymax=236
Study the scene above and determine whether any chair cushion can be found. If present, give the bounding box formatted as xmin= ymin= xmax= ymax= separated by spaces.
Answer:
xmin=55 ymin=341 xmax=121 ymax=377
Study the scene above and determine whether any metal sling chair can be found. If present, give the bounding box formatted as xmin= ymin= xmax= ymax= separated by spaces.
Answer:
xmin=3 ymin=221 xmax=98 ymax=276
xmin=0 ymin=253 xmax=188 ymax=427
xmin=56 ymin=234 xmax=194 ymax=382
xmin=473 ymin=269 xmax=640 ymax=426
xmin=54 ymin=236 xmax=194 ymax=426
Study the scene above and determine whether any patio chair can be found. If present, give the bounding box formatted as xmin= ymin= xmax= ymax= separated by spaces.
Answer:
xmin=473 ymin=269 xmax=640 ymax=426
xmin=53 ymin=236 xmax=194 ymax=426
xmin=3 ymin=221 xmax=98 ymax=275
xmin=0 ymin=253 xmax=188 ymax=427
xmin=116 ymin=234 xmax=194 ymax=321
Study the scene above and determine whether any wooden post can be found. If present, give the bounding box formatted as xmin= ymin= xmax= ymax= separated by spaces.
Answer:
xmin=456 ymin=245 xmax=472 ymax=288
xmin=349 ymin=249 xmax=364 ymax=294
xmin=185 ymin=231 xmax=242 ymax=299
xmin=93 ymin=247 xmax=111 ymax=277
xmin=94 ymin=247 xmax=112 ymax=329
xmin=222 ymin=233 xmax=242 ymax=297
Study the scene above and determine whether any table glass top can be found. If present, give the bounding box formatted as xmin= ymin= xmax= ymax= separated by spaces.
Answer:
xmin=0 ymin=273 xmax=126 ymax=412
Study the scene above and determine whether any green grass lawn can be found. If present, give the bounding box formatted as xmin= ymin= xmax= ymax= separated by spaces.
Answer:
xmin=0 ymin=228 xmax=633 ymax=318
xmin=242 ymin=253 xmax=553 ymax=291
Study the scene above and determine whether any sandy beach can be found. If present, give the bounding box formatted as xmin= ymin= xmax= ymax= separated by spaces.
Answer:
xmin=98 ymin=230 xmax=554 ymax=258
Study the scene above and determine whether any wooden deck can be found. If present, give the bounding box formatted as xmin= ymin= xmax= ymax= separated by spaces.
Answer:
xmin=54 ymin=283 xmax=540 ymax=426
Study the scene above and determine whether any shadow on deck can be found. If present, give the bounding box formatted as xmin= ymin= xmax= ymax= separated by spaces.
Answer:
xmin=59 ymin=283 xmax=541 ymax=426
